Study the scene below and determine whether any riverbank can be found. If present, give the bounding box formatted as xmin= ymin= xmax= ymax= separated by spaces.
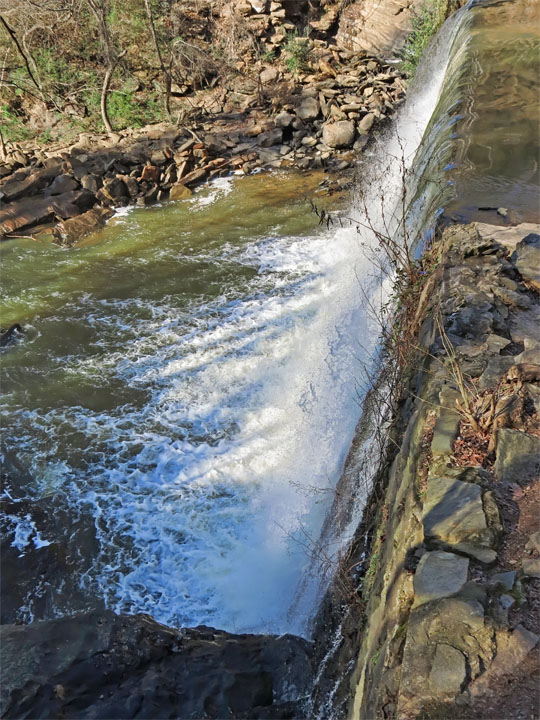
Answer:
xmin=0 ymin=9 xmax=412 ymax=244
xmin=311 ymin=220 xmax=540 ymax=719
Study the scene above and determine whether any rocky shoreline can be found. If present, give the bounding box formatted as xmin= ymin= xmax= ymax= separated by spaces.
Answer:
xmin=311 ymin=221 xmax=540 ymax=720
xmin=0 ymin=48 xmax=407 ymax=246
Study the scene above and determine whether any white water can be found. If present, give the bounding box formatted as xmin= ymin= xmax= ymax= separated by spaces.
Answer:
xmin=2 ymin=12 xmax=464 ymax=636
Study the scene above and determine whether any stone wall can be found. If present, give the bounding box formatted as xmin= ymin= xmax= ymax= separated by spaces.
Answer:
xmin=329 ymin=221 xmax=540 ymax=719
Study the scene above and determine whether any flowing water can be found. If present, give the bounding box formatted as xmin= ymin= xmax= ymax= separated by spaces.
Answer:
xmin=1 ymin=0 xmax=538 ymax=638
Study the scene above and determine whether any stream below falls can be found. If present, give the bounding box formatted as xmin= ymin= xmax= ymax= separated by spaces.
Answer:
xmin=1 ymin=0 xmax=539 ymax=639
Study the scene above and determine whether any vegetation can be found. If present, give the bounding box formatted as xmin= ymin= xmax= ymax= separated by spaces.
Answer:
xmin=401 ymin=0 xmax=458 ymax=77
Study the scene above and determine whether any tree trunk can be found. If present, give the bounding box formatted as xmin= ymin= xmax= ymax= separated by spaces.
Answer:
xmin=0 ymin=127 xmax=7 ymax=162
xmin=0 ymin=15 xmax=41 ymax=93
xmin=100 ymin=50 xmax=125 ymax=136
xmin=143 ymin=0 xmax=172 ymax=122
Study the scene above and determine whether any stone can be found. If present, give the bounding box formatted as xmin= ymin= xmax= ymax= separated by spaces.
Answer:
xmin=169 ymin=183 xmax=193 ymax=201
xmin=52 ymin=207 xmax=114 ymax=247
xmin=413 ymin=551 xmax=469 ymax=608
xmin=525 ymin=531 xmax=540 ymax=554
xmin=357 ymin=112 xmax=376 ymax=135
xmin=428 ymin=644 xmax=466 ymax=696
xmin=260 ymin=66 xmax=279 ymax=84
xmin=423 ymin=477 xmax=495 ymax=562
xmin=494 ymin=429 xmax=540 ymax=485
xmin=322 ymin=120 xmax=356 ymax=148
xmin=44 ymin=174 xmax=79 ymax=196
xmin=522 ymin=558 xmax=540 ymax=578
xmin=0 ymin=165 xmax=60 ymax=201
xmin=103 ymin=177 xmax=128 ymax=202
xmin=275 ymin=111 xmax=294 ymax=128
xmin=488 ymin=571 xmax=516 ymax=590
xmin=512 ymin=233 xmax=540 ymax=292
xmin=430 ymin=408 xmax=460 ymax=456
xmin=296 ymin=96 xmax=320 ymax=121
xmin=0 ymin=612 xmax=313 ymax=719
xmin=141 ymin=164 xmax=160 ymax=182
xmin=499 ymin=594 xmax=515 ymax=611
xmin=180 ymin=167 xmax=208 ymax=187
xmin=258 ymin=128 xmax=283 ymax=148
xmin=478 ymin=355 xmax=515 ymax=390
xmin=80 ymin=174 xmax=100 ymax=193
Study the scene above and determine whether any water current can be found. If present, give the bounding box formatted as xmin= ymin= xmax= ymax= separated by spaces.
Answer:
xmin=1 ymin=0 xmax=538 ymax=637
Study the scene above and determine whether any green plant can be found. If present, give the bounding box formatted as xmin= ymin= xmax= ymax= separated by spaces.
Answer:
xmin=401 ymin=0 xmax=450 ymax=78
xmin=283 ymin=32 xmax=309 ymax=74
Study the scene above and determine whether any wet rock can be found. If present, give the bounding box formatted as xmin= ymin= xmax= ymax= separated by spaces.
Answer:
xmin=169 ymin=183 xmax=193 ymax=201
xmin=428 ymin=644 xmax=466 ymax=696
xmin=423 ymin=476 xmax=496 ymax=563
xmin=511 ymin=233 xmax=540 ymax=292
xmin=103 ymin=177 xmax=129 ymax=203
xmin=0 ymin=612 xmax=314 ymax=719
xmin=0 ymin=324 xmax=23 ymax=348
xmin=52 ymin=207 xmax=114 ymax=247
xmin=322 ymin=120 xmax=356 ymax=148
xmin=44 ymin=174 xmax=79 ymax=196
xmin=0 ymin=166 xmax=60 ymax=202
xmin=141 ymin=164 xmax=161 ymax=183
xmin=413 ymin=551 xmax=469 ymax=607
xmin=494 ymin=428 xmax=540 ymax=485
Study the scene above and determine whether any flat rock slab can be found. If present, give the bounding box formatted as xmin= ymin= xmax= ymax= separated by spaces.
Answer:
xmin=476 ymin=222 xmax=540 ymax=252
xmin=0 ymin=612 xmax=313 ymax=719
xmin=428 ymin=643 xmax=466 ymax=696
xmin=423 ymin=476 xmax=495 ymax=562
xmin=431 ymin=409 xmax=460 ymax=456
xmin=413 ymin=551 xmax=469 ymax=607
xmin=495 ymin=429 xmax=540 ymax=485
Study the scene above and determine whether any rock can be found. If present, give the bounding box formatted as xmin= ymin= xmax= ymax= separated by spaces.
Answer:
xmin=322 ymin=120 xmax=356 ymax=148
xmin=488 ymin=571 xmax=516 ymax=590
xmin=275 ymin=111 xmax=295 ymax=128
xmin=260 ymin=66 xmax=279 ymax=84
xmin=0 ymin=323 xmax=23 ymax=348
xmin=428 ymin=644 xmax=466 ymax=696
xmin=525 ymin=531 xmax=540 ymax=554
xmin=494 ymin=429 xmax=540 ymax=485
xmin=297 ymin=96 xmax=320 ymax=121
xmin=117 ymin=174 xmax=139 ymax=198
xmin=44 ymin=174 xmax=79 ymax=196
xmin=512 ymin=233 xmax=540 ymax=292
xmin=80 ymin=174 xmax=101 ymax=193
xmin=181 ymin=167 xmax=208 ymax=187
xmin=431 ymin=408 xmax=460 ymax=456
xmin=248 ymin=0 xmax=267 ymax=12
xmin=470 ymin=624 xmax=539 ymax=698
xmin=141 ymin=164 xmax=160 ymax=182
xmin=258 ymin=128 xmax=283 ymax=148
xmin=52 ymin=207 xmax=114 ymax=246
xmin=499 ymin=594 xmax=515 ymax=611
xmin=0 ymin=165 xmax=60 ymax=202
xmin=0 ymin=612 xmax=313 ymax=719
xmin=169 ymin=183 xmax=193 ymax=201
xmin=357 ymin=112 xmax=376 ymax=135
xmin=522 ymin=558 xmax=540 ymax=578
xmin=478 ymin=355 xmax=515 ymax=390
xmin=102 ymin=177 xmax=129 ymax=203
xmin=423 ymin=476 xmax=496 ymax=562
xmin=413 ymin=551 xmax=469 ymax=607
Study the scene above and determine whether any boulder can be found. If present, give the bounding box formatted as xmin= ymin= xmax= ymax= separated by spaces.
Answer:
xmin=494 ymin=429 xmax=540 ymax=485
xmin=512 ymin=233 xmax=540 ymax=292
xmin=141 ymin=165 xmax=161 ymax=182
xmin=103 ymin=177 xmax=129 ymax=202
xmin=428 ymin=644 xmax=466 ymax=696
xmin=44 ymin=174 xmax=79 ymax=196
xmin=258 ymin=128 xmax=283 ymax=148
xmin=275 ymin=111 xmax=295 ymax=128
xmin=52 ymin=207 xmax=114 ymax=247
xmin=0 ymin=612 xmax=314 ymax=719
xmin=260 ymin=66 xmax=279 ymax=84
xmin=80 ymin=174 xmax=101 ymax=193
xmin=0 ymin=165 xmax=60 ymax=202
xmin=322 ymin=120 xmax=356 ymax=148
xmin=169 ymin=183 xmax=193 ymax=201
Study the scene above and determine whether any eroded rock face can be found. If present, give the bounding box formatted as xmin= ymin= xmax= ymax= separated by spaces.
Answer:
xmin=0 ymin=612 xmax=314 ymax=719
